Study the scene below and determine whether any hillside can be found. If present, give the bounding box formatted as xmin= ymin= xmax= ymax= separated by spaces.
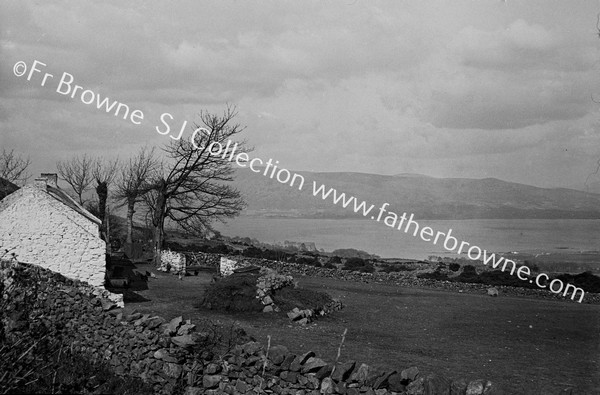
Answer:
xmin=232 ymin=168 xmax=600 ymax=219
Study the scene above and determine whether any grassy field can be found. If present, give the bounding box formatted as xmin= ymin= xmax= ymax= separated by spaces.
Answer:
xmin=123 ymin=263 xmax=600 ymax=394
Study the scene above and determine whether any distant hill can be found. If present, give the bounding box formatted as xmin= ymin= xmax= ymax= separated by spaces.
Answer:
xmin=232 ymin=168 xmax=600 ymax=219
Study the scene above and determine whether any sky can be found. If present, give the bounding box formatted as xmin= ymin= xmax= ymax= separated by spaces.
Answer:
xmin=1 ymin=0 xmax=600 ymax=191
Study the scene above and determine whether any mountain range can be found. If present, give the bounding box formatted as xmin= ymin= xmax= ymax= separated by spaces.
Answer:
xmin=232 ymin=168 xmax=600 ymax=220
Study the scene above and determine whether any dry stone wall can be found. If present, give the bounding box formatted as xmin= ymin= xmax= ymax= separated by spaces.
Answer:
xmin=204 ymin=255 xmax=600 ymax=305
xmin=0 ymin=259 xmax=513 ymax=395
xmin=159 ymin=249 xmax=187 ymax=274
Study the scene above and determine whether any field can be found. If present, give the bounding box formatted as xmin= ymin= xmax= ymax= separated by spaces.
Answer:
xmin=123 ymin=263 xmax=600 ymax=394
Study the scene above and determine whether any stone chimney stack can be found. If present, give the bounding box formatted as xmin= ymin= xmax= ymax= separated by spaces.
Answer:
xmin=33 ymin=178 xmax=47 ymax=189
xmin=40 ymin=173 xmax=58 ymax=188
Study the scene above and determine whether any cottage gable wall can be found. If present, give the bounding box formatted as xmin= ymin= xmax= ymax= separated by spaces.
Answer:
xmin=0 ymin=185 xmax=106 ymax=287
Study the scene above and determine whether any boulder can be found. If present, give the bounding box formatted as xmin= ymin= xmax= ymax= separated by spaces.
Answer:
xmin=163 ymin=362 xmax=183 ymax=378
xmin=401 ymin=366 xmax=420 ymax=382
xmin=242 ymin=341 xmax=262 ymax=356
xmin=320 ymin=377 xmax=334 ymax=394
xmin=487 ymin=288 xmax=499 ymax=297
xmin=296 ymin=350 xmax=316 ymax=365
xmin=202 ymin=374 xmax=222 ymax=389
xmin=205 ymin=363 xmax=221 ymax=375
xmin=450 ymin=378 xmax=468 ymax=395
xmin=388 ymin=373 xmax=406 ymax=393
xmin=302 ymin=357 xmax=328 ymax=373
xmin=171 ymin=335 xmax=196 ymax=348
xmin=349 ymin=363 xmax=370 ymax=384
xmin=331 ymin=360 xmax=356 ymax=382
xmin=269 ymin=345 xmax=289 ymax=365
xmin=423 ymin=373 xmax=451 ymax=395
xmin=315 ymin=364 xmax=334 ymax=380
xmin=466 ymin=379 xmax=486 ymax=395
xmin=177 ymin=323 xmax=196 ymax=336
xmin=146 ymin=316 xmax=165 ymax=330
xmin=374 ymin=370 xmax=397 ymax=389
xmin=406 ymin=377 xmax=425 ymax=395
xmin=287 ymin=308 xmax=303 ymax=321
xmin=164 ymin=316 xmax=183 ymax=335
xmin=100 ymin=298 xmax=117 ymax=311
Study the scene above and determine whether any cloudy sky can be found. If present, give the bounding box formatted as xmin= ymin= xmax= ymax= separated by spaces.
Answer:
xmin=1 ymin=0 xmax=600 ymax=191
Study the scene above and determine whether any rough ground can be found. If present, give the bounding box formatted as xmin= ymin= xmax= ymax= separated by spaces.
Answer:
xmin=123 ymin=263 xmax=600 ymax=395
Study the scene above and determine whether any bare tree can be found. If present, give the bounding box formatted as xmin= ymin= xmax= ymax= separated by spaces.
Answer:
xmin=115 ymin=146 xmax=159 ymax=244
xmin=57 ymin=154 xmax=95 ymax=205
xmin=0 ymin=149 xmax=31 ymax=185
xmin=147 ymin=106 xmax=248 ymax=266
xmin=92 ymin=157 xmax=119 ymax=233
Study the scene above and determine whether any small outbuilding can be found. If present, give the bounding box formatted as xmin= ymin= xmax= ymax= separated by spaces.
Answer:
xmin=0 ymin=174 xmax=107 ymax=287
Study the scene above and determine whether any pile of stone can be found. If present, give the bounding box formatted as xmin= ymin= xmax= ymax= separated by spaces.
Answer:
xmin=287 ymin=299 xmax=344 ymax=325
xmin=287 ymin=307 xmax=315 ymax=325
xmin=256 ymin=270 xmax=295 ymax=313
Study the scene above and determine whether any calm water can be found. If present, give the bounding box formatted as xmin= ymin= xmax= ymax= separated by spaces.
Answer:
xmin=215 ymin=217 xmax=600 ymax=260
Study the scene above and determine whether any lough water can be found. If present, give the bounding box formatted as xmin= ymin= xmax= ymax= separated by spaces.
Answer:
xmin=215 ymin=217 xmax=600 ymax=260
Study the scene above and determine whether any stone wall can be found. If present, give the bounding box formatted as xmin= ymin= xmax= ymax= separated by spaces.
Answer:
xmin=219 ymin=256 xmax=245 ymax=276
xmin=0 ymin=259 xmax=512 ymax=395
xmin=207 ymin=255 xmax=600 ymax=305
xmin=159 ymin=249 xmax=187 ymax=274
xmin=0 ymin=184 xmax=106 ymax=287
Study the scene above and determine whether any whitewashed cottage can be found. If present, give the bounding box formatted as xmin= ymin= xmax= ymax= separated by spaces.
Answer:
xmin=0 ymin=173 xmax=107 ymax=287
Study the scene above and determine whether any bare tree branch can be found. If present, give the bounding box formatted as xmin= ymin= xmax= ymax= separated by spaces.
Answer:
xmin=92 ymin=157 xmax=120 ymax=185
xmin=115 ymin=146 xmax=160 ymax=243
xmin=56 ymin=154 xmax=95 ymax=205
xmin=147 ymin=105 xmax=250 ymax=265
xmin=0 ymin=149 xmax=31 ymax=185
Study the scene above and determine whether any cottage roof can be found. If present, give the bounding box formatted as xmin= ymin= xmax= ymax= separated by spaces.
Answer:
xmin=0 ymin=179 xmax=101 ymax=226
xmin=0 ymin=177 xmax=19 ymax=200
xmin=46 ymin=185 xmax=102 ymax=225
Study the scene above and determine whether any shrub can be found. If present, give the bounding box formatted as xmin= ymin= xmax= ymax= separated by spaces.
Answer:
xmin=328 ymin=256 xmax=342 ymax=264
xmin=453 ymin=265 xmax=479 ymax=283
xmin=296 ymin=256 xmax=321 ymax=267
xmin=199 ymin=273 xmax=263 ymax=312
xmin=554 ymin=271 xmax=600 ymax=293
xmin=241 ymin=246 xmax=263 ymax=258
xmin=449 ymin=263 xmax=461 ymax=272
xmin=344 ymin=257 xmax=365 ymax=269
xmin=343 ymin=258 xmax=374 ymax=273
xmin=323 ymin=262 xmax=337 ymax=269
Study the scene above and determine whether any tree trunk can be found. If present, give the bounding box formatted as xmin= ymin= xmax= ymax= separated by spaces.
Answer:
xmin=96 ymin=181 xmax=108 ymax=240
xmin=105 ymin=205 xmax=110 ymax=253
xmin=152 ymin=180 xmax=168 ymax=267
xmin=126 ymin=200 xmax=135 ymax=244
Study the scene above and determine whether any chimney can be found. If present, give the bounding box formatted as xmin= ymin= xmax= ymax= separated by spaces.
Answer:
xmin=33 ymin=178 xmax=48 ymax=189
xmin=40 ymin=173 xmax=58 ymax=188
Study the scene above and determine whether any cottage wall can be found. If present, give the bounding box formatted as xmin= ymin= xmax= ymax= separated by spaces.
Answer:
xmin=0 ymin=185 xmax=106 ymax=287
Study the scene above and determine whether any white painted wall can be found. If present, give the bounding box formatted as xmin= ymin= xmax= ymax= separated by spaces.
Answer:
xmin=0 ymin=184 xmax=106 ymax=287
